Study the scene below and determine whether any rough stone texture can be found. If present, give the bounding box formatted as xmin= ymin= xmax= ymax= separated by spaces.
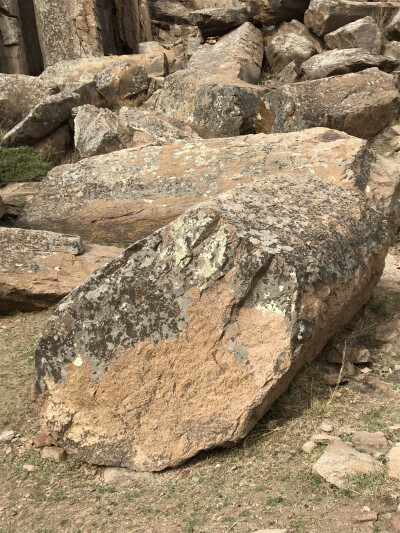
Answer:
xmin=0 ymin=228 xmax=121 ymax=312
xmin=38 ymin=53 xmax=168 ymax=104
xmin=266 ymin=20 xmax=320 ymax=75
xmin=300 ymin=49 xmax=398 ymax=81
xmin=17 ymin=127 xmax=392 ymax=243
xmin=388 ymin=10 xmax=400 ymax=40
xmin=154 ymin=23 xmax=265 ymax=137
xmin=40 ymin=446 xmax=67 ymax=463
xmin=74 ymin=105 xmax=198 ymax=157
xmin=249 ymin=0 xmax=310 ymax=25
xmin=1 ymin=92 xmax=80 ymax=148
xmin=387 ymin=447 xmax=400 ymax=480
xmin=95 ymin=62 xmax=151 ymax=103
xmin=312 ymin=441 xmax=383 ymax=488
xmin=256 ymin=68 xmax=400 ymax=139
xmin=324 ymin=17 xmax=382 ymax=54
xmin=379 ymin=253 xmax=400 ymax=292
xmin=351 ymin=431 xmax=389 ymax=454
xmin=0 ymin=196 xmax=5 ymax=219
xmin=305 ymin=0 xmax=400 ymax=37
xmin=34 ymin=172 xmax=389 ymax=470
xmin=0 ymin=73 xmax=58 ymax=118
xmin=32 ymin=0 xmax=152 ymax=68
xmin=74 ymin=105 xmax=123 ymax=158
xmin=384 ymin=41 xmax=400 ymax=62
xmin=189 ymin=7 xmax=249 ymax=37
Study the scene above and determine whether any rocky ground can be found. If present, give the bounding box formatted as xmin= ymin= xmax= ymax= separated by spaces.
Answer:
xmin=0 ymin=248 xmax=399 ymax=533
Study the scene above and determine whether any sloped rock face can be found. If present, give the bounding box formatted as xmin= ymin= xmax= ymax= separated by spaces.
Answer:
xmin=249 ymin=0 xmax=310 ymax=26
xmin=0 ymin=196 xmax=5 ymax=218
xmin=34 ymin=174 xmax=389 ymax=470
xmin=32 ymin=0 xmax=152 ymax=68
xmin=154 ymin=23 xmax=265 ymax=137
xmin=257 ymin=68 xmax=400 ymax=139
xmin=324 ymin=17 xmax=382 ymax=54
xmin=0 ymin=73 xmax=58 ymax=117
xmin=189 ymin=7 xmax=250 ymax=38
xmin=0 ymin=228 xmax=121 ymax=312
xmin=17 ymin=128 xmax=380 ymax=243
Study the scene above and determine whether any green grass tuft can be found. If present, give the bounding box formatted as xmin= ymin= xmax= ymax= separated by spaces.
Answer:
xmin=0 ymin=146 xmax=53 ymax=187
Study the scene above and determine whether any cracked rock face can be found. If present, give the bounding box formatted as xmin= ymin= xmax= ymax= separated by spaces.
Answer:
xmin=35 ymin=173 xmax=389 ymax=471
xmin=17 ymin=127 xmax=386 ymax=243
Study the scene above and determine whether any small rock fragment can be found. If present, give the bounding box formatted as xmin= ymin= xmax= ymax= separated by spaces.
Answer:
xmin=0 ymin=430 xmax=15 ymax=442
xmin=302 ymin=441 xmax=317 ymax=453
xmin=354 ymin=511 xmax=378 ymax=523
xmin=311 ymin=434 xmax=340 ymax=445
xmin=320 ymin=421 xmax=334 ymax=433
xmin=34 ymin=432 xmax=53 ymax=448
xmin=22 ymin=464 xmax=35 ymax=472
xmin=40 ymin=446 xmax=67 ymax=463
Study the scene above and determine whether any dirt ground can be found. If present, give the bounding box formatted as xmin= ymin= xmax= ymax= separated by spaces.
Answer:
xmin=0 ymin=250 xmax=399 ymax=533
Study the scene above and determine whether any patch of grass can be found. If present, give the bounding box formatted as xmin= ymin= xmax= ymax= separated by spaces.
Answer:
xmin=368 ymin=287 xmax=400 ymax=318
xmin=266 ymin=496 xmax=284 ymax=507
xmin=0 ymin=146 xmax=53 ymax=187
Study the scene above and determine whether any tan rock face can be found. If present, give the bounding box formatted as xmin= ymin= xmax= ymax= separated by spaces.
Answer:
xmin=35 ymin=172 xmax=389 ymax=471
xmin=0 ymin=196 xmax=5 ymax=219
xmin=312 ymin=441 xmax=383 ymax=487
xmin=17 ymin=127 xmax=390 ymax=244
xmin=324 ymin=17 xmax=383 ymax=54
xmin=32 ymin=0 xmax=152 ymax=68
xmin=351 ymin=431 xmax=389 ymax=454
xmin=0 ymin=228 xmax=121 ymax=312
xmin=256 ymin=68 xmax=400 ymax=140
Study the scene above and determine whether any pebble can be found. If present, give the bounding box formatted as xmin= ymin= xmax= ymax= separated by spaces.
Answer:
xmin=40 ymin=446 xmax=67 ymax=463
xmin=302 ymin=441 xmax=317 ymax=453
xmin=0 ymin=430 xmax=15 ymax=442
xmin=354 ymin=511 xmax=378 ymax=523
xmin=320 ymin=421 xmax=334 ymax=433
xmin=22 ymin=464 xmax=35 ymax=472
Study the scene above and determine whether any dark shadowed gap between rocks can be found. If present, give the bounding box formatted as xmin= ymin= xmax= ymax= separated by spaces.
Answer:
xmin=18 ymin=0 xmax=43 ymax=75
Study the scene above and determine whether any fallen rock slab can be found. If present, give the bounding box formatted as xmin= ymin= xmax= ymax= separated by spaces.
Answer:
xmin=256 ymin=68 xmax=400 ymax=139
xmin=17 ymin=128 xmax=391 ymax=243
xmin=324 ymin=17 xmax=382 ymax=54
xmin=312 ymin=441 xmax=383 ymax=487
xmin=189 ymin=7 xmax=250 ymax=38
xmin=352 ymin=431 xmax=389 ymax=454
xmin=35 ymin=172 xmax=389 ymax=470
xmin=300 ymin=49 xmax=398 ymax=81
xmin=0 ymin=228 xmax=121 ymax=312
xmin=250 ymin=0 xmax=310 ymax=25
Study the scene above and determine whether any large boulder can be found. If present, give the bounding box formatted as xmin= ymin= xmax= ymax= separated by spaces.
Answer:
xmin=300 ymin=48 xmax=398 ymax=81
xmin=256 ymin=68 xmax=400 ymax=139
xmin=16 ymin=127 xmax=399 ymax=243
xmin=324 ymin=17 xmax=382 ymax=54
xmin=154 ymin=23 xmax=265 ymax=137
xmin=189 ymin=7 xmax=250 ymax=37
xmin=74 ymin=105 xmax=197 ymax=157
xmin=0 ymin=228 xmax=121 ymax=312
xmin=305 ymin=0 xmax=400 ymax=37
xmin=1 ymin=92 xmax=80 ymax=148
xmin=249 ymin=0 xmax=310 ymax=26
xmin=34 ymin=173 xmax=389 ymax=471
xmin=266 ymin=20 xmax=321 ymax=75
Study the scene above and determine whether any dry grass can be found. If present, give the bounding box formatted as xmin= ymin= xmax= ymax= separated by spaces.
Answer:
xmin=0 ymin=87 xmax=34 ymax=141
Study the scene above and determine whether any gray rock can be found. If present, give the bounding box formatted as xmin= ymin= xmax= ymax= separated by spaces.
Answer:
xmin=1 ymin=92 xmax=80 ymax=148
xmin=384 ymin=41 xmax=400 ymax=61
xmin=266 ymin=20 xmax=321 ymax=75
xmin=305 ymin=0 xmax=400 ymax=37
xmin=324 ymin=17 xmax=382 ymax=54
xmin=301 ymin=48 xmax=398 ymax=81
xmin=189 ymin=7 xmax=250 ymax=38
xmin=388 ymin=10 xmax=400 ymax=40
xmin=17 ymin=127 xmax=392 ymax=243
xmin=34 ymin=171 xmax=389 ymax=471
xmin=74 ymin=105 xmax=123 ymax=158
xmin=95 ymin=63 xmax=150 ymax=104
xmin=0 ymin=196 xmax=5 ymax=219
xmin=0 ymin=430 xmax=15 ymax=441
xmin=257 ymin=68 xmax=400 ymax=139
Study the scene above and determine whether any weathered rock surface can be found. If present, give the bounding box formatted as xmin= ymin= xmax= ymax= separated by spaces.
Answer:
xmin=1 ymin=92 xmax=79 ymax=148
xmin=154 ymin=23 xmax=265 ymax=137
xmin=388 ymin=10 xmax=400 ymax=40
xmin=32 ymin=0 xmax=152 ymax=68
xmin=34 ymin=172 xmax=389 ymax=470
xmin=312 ymin=441 xmax=383 ymax=487
xmin=384 ymin=41 xmax=400 ymax=62
xmin=0 ymin=195 xmax=5 ymax=218
xmin=257 ymin=68 xmax=400 ymax=139
xmin=300 ymin=49 xmax=398 ymax=81
xmin=95 ymin=62 xmax=151 ymax=104
xmin=266 ymin=20 xmax=320 ymax=75
xmin=324 ymin=17 xmax=382 ymax=54
xmin=0 ymin=228 xmax=121 ymax=312
xmin=387 ymin=447 xmax=400 ymax=480
xmin=0 ymin=74 xmax=58 ymax=118
xmin=189 ymin=7 xmax=250 ymax=37
xmin=17 ymin=127 xmax=392 ymax=243
xmin=249 ymin=0 xmax=310 ymax=25
xmin=74 ymin=105 xmax=197 ymax=157
xmin=351 ymin=431 xmax=389 ymax=454
xmin=305 ymin=0 xmax=400 ymax=37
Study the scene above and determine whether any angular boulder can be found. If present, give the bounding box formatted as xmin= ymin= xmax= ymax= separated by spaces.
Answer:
xmin=0 ymin=73 xmax=58 ymax=118
xmin=154 ymin=23 xmax=265 ymax=137
xmin=0 ymin=196 xmax=5 ymax=219
xmin=256 ymin=68 xmax=400 ymax=139
xmin=34 ymin=173 xmax=389 ymax=470
xmin=249 ymin=0 xmax=310 ymax=26
xmin=18 ymin=127 xmax=386 ymax=243
xmin=0 ymin=228 xmax=121 ymax=312
xmin=189 ymin=7 xmax=250 ymax=37
xmin=1 ymin=92 xmax=80 ymax=148
xmin=266 ymin=20 xmax=320 ymax=75
xmin=95 ymin=63 xmax=150 ymax=104
xmin=324 ymin=17 xmax=382 ymax=54
xmin=300 ymin=48 xmax=398 ymax=81
xmin=305 ymin=0 xmax=400 ymax=37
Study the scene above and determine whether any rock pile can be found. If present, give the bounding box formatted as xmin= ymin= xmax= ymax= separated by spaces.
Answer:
xmin=1 ymin=0 xmax=400 ymax=471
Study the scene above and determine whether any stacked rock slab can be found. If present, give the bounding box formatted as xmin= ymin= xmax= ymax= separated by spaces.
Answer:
xmin=34 ymin=173 xmax=389 ymax=470
xmin=324 ymin=17 xmax=383 ymax=54
xmin=32 ymin=0 xmax=153 ymax=68
xmin=16 ymin=128 xmax=400 ymax=243
xmin=0 ymin=228 xmax=120 ymax=312
xmin=256 ymin=68 xmax=400 ymax=139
